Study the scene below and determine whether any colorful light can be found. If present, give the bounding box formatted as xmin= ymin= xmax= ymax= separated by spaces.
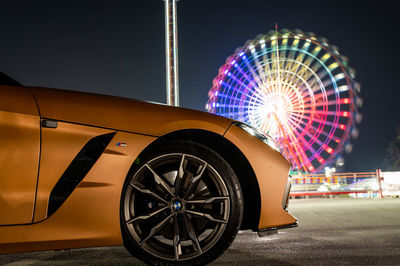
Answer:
xmin=206 ymin=29 xmax=362 ymax=173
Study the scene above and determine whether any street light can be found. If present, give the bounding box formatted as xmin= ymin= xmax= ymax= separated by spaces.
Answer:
xmin=164 ymin=0 xmax=179 ymax=106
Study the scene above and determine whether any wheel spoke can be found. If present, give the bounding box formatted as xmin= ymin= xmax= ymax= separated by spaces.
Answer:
xmin=145 ymin=163 xmax=174 ymax=196
xmin=186 ymin=210 xmax=227 ymax=224
xmin=139 ymin=213 xmax=173 ymax=246
xmin=183 ymin=213 xmax=202 ymax=254
xmin=178 ymin=155 xmax=186 ymax=179
xmin=184 ymin=163 xmax=208 ymax=198
xmin=174 ymin=155 xmax=186 ymax=194
xmin=173 ymin=216 xmax=182 ymax=260
xmin=130 ymin=182 xmax=169 ymax=204
xmin=186 ymin=196 xmax=229 ymax=204
xmin=126 ymin=205 xmax=169 ymax=224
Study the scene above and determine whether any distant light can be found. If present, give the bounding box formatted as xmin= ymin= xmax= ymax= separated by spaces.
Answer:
xmin=356 ymin=97 xmax=363 ymax=107
xmin=342 ymin=98 xmax=350 ymax=104
xmin=321 ymin=53 xmax=331 ymax=61
xmin=219 ymin=80 xmax=223 ymax=85
xmin=354 ymin=82 xmax=361 ymax=92
xmin=312 ymin=46 xmax=322 ymax=55
xmin=351 ymin=128 xmax=359 ymax=138
xmin=324 ymin=167 xmax=336 ymax=177
xmin=214 ymin=91 xmax=218 ymax=96
xmin=335 ymin=157 xmax=344 ymax=167
xmin=325 ymin=146 xmax=334 ymax=154
xmin=345 ymin=143 xmax=353 ymax=153
xmin=335 ymin=73 xmax=345 ymax=81
xmin=231 ymin=60 xmax=236 ymax=65
xmin=239 ymin=52 xmax=244 ymax=56
xmin=339 ymin=124 xmax=347 ymax=130
xmin=355 ymin=113 xmax=363 ymax=123
xmin=328 ymin=62 xmax=339 ymax=70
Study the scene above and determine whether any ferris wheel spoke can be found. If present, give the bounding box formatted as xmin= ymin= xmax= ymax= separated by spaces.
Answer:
xmin=225 ymin=73 xmax=257 ymax=94
xmin=285 ymin=131 xmax=312 ymax=170
xmin=287 ymin=61 xmax=306 ymax=85
xmin=272 ymin=112 xmax=306 ymax=167
xmin=229 ymin=67 xmax=259 ymax=89
xmin=225 ymin=91 xmax=265 ymax=108
xmin=285 ymin=114 xmax=305 ymax=130
xmin=315 ymin=99 xmax=337 ymax=107
xmin=290 ymin=66 xmax=318 ymax=92
xmin=285 ymin=115 xmax=331 ymax=152
xmin=259 ymin=46 xmax=271 ymax=79
xmin=232 ymin=60 xmax=264 ymax=90
xmin=249 ymin=49 xmax=271 ymax=87
xmin=322 ymin=78 xmax=334 ymax=89
xmin=295 ymin=118 xmax=329 ymax=141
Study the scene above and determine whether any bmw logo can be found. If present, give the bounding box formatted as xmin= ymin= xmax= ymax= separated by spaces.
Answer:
xmin=173 ymin=201 xmax=182 ymax=211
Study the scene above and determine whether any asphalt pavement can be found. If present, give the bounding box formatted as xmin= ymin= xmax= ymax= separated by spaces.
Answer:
xmin=1 ymin=198 xmax=399 ymax=265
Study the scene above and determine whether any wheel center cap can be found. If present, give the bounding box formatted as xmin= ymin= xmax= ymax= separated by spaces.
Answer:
xmin=172 ymin=201 xmax=182 ymax=211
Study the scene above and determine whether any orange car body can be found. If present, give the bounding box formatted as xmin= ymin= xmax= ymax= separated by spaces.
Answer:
xmin=0 ymin=85 xmax=296 ymax=254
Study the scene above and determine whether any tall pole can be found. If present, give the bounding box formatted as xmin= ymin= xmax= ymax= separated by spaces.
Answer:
xmin=164 ymin=0 xmax=179 ymax=106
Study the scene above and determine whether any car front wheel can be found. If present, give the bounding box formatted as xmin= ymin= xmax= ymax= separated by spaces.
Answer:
xmin=120 ymin=140 xmax=243 ymax=265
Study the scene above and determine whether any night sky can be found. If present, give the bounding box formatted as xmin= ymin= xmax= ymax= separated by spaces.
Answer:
xmin=0 ymin=0 xmax=399 ymax=172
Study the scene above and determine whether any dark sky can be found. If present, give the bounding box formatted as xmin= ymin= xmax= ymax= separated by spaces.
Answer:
xmin=0 ymin=0 xmax=399 ymax=172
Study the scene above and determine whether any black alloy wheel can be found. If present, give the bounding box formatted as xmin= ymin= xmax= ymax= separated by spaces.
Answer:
xmin=121 ymin=140 xmax=243 ymax=265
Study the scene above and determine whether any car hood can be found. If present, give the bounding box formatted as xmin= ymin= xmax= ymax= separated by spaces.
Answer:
xmin=29 ymin=87 xmax=233 ymax=137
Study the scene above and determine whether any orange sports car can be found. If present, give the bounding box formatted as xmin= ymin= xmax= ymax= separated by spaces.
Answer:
xmin=0 ymin=75 xmax=296 ymax=265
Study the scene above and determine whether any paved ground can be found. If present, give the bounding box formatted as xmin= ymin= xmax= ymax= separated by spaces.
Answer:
xmin=1 ymin=198 xmax=399 ymax=265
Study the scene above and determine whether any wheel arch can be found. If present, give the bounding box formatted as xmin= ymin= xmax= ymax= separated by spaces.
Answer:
xmin=138 ymin=129 xmax=261 ymax=231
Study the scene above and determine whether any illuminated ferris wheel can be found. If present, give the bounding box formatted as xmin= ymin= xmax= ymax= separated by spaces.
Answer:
xmin=206 ymin=29 xmax=362 ymax=173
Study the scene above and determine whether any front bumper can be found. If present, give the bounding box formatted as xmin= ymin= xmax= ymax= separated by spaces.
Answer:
xmin=224 ymin=124 xmax=297 ymax=230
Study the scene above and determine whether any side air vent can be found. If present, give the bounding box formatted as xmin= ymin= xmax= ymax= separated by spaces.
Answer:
xmin=47 ymin=132 xmax=115 ymax=217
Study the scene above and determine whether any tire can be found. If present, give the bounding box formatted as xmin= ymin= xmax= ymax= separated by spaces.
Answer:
xmin=120 ymin=140 xmax=243 ymax=265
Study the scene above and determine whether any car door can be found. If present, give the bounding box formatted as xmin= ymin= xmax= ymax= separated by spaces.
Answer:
xmin=0 ymin=85 xmax=40 ymax=225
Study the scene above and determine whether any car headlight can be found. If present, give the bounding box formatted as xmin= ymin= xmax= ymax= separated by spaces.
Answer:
xmin=232 ymin=121 xmax=280 ymax=152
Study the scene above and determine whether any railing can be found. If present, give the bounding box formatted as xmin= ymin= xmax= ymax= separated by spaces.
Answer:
xmin=290 ymin=170 xmax=383 ymax=198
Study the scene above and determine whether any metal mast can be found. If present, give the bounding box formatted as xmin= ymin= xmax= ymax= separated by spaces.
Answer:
xmin=164 ymin=0 xmax=179 ymax=106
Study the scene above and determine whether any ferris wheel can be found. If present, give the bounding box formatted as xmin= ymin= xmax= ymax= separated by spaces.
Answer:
xmin=206 ymin=29 xmax=362 ymax=173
